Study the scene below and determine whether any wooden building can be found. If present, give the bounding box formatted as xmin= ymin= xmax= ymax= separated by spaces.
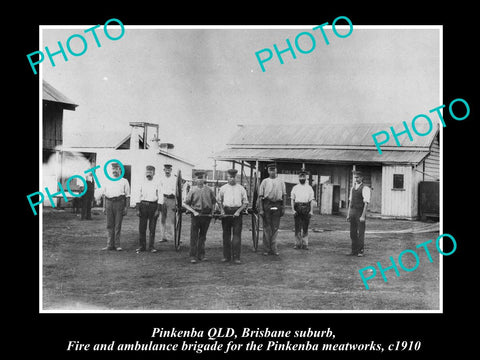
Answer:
xmin=42 ymin=80 xmax=83 ymax=207
xmin=42 ymin=80 xmax=78 ymax=159
xmin=43 ymin=80 xmax=78 ymax=149
xmin=212 ymin=123 xmax=440 ymax=220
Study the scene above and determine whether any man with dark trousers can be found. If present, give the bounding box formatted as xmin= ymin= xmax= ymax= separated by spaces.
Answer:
xmin=183 ymin=171 xmax=217 ymax=264
xmin=290 ymin=170 xmax=314 ymax=250
xmin=80 ymin=173 xmax=95 ymax=220
xmin=346 ymin=170 xmax=371 ymax=257
xmin=135 ymin=165 xmax=161 ymax=253
xmin=100 ymin=162 xmax=131 ymax=251
xmin=217 ymin=168 xmax=249 ymax=264
xmin=258 ymin=163 xmax=286 ymax=256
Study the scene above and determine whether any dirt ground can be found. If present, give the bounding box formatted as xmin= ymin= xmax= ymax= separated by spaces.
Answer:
xmin=42 ymin=207 xmax=440 ymax=311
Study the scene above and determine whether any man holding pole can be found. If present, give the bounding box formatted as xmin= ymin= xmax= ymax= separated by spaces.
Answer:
xmin=183 ymin=171 xmax=217 ymax=263
xmin=217 ymin=168 xmax=249 ymax=264
xmin=258 ymin=163 xmax=286 ymax=256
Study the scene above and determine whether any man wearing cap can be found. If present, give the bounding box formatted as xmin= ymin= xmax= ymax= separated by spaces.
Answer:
xmin=135 ymin=165 xmax=162 ymax=253
xmin=100 ymin=162 xmax=131 ymax=251
xmin=183 ymin=171 xmax=217 ymax=263
xmin=290 ymin=170 xmax=314 ymax=250
xmin=258 ymin=163 xmax=286 ymax=256
xmin=159 ymin=164 xmax=176 ymax=242
xmin=217 ymin=169 xmax=249 ymax=264
xmin=346 ymin=170 xmax=371 ymax=257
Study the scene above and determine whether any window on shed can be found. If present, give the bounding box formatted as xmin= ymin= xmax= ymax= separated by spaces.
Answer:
xmin=393 ymin=174 xmax=404 ymax=189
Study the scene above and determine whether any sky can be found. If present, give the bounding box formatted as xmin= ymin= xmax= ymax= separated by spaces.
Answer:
xmin=42 ymin=25 xmax=440 ymax=169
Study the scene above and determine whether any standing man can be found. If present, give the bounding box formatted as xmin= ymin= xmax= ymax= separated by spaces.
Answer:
xmin=290 ymin=170 xmax=314 ymax=250
xmin=80 ymin=173 xmax=95 ymax=220
xmin=135 ymin=165 xmax=161 ymax=253
xmin=101 ymin=162 xmax=131 ymax=251
xmin=217 ymin=168 xmax=249 ymax=264
xmin=258 ymin=163 xmax=286 ymax=256
xmin=346 ymin=170 xmax=371 ymax=257
xmin=183 ymin=171 xmax=217 ymax=264
xmin=159 ymin=164 xmax=176 ymax=242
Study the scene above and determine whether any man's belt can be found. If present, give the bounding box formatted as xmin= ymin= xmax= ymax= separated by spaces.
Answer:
xmin=106 ymin=195 xmax=126 ymax=202
xmin=263 ymin=199 xmax=283 ymax=211
xmin=141 ymin=200 xmax=158 ymax=204
xmin=191 ymin=208 xmax=212 ymax=214
xmin=294 ymin=202 xmax=311 ymax=215
xmin=163 ymin=194 xmax=176 ymax=199
xmin=264 ymin=198 xmax=282 ymax=203
xmin=263 ymin=199 xmax=282 ymax=206
xmin=224 ymin=206 xmax=241 ymax=214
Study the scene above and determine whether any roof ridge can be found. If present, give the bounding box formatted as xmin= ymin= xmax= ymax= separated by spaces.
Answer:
xmin=236 ymin=122 xmax=416 ymax=128
xmin=42 ymin=79 xmax=78 ymax=107
xmin=227 ymin=122 xmax=438 ymax=148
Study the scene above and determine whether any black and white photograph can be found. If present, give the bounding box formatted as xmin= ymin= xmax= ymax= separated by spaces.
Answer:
xmin=39 ymin=24 xmax=442 ymax=312
xmin=17 ymin=7 xmax=476 ymax=358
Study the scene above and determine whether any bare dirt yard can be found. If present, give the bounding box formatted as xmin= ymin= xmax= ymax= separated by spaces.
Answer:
xmin=42 ymin=208 xmax=440 ymax=311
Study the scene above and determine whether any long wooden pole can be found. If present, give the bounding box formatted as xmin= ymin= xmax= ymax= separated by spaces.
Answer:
xmin=249 ymin=162 xmax=254 ymax=197
xmin=240 ymin=161 xmax=244 ymax=185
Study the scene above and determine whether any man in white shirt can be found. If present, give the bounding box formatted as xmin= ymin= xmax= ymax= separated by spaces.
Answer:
xmin=135 ymin=165 xmax=162 ymax=253
xmin=346 ymin=170 xmax=371 ymax=257
xmin=290 ymin=170 xmax=314 ymax=250
xmin=258 ymin=163 xmax=286 ymax=256
xmin=217 ymin=168 xmax=249 ymax=264
xmin=100 ymin=162 xmax=131 ymax=251
xmin=159 ymin=164 xmax=177 ymax=242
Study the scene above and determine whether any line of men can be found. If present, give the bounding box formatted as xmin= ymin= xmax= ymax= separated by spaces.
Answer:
xmin=98 ymin=162 xmax=370 ymax=262
xmin=98 ymin=163 xmax=177 ymax=253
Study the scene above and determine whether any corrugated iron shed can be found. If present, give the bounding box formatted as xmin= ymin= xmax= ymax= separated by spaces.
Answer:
xmin=212 ymin=147 xmax=429 ymax=165
xmin=43 ymin=80 xmax=78 ymax=110
xmin=227 ymin=123 xmax=437 ymax=149
xmin=213 ymin=123 xmax=438 ymax=165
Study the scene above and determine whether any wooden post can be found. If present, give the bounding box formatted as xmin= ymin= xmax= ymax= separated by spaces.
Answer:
xmin=143 ymin=125 xmax=147 ymax=149
xmin=249 ymin=162 xmax=254 ymax=198
xmin=240 ymin=161 xmax=244 ymax=186
xmin=57 ymin=149 xmax=62 ymax=208
xmin=348 ymin=164 xmax=356 ymax=208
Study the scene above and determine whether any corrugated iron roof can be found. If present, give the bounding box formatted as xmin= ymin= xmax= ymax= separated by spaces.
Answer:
xmin=211 ymin=147 xmax=429 ymax=165
xmin=65 ymin=131 xmax=128 ymax=148
xmin=228 ymin=123 xmax=437 ymax=149
xmin=43 ymin=80 xmax=78 ymax=110
xmin=63 ymin=132 xmax=196 ymax=167
xmin=158 ymin=149 xmax=196 ymax=166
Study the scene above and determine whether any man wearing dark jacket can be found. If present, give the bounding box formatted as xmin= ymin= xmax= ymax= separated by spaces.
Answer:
xmin=81 ymin=173 xmax=95 ymax=220
xmin=346 ymin=170 xmax=371 ymax=257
